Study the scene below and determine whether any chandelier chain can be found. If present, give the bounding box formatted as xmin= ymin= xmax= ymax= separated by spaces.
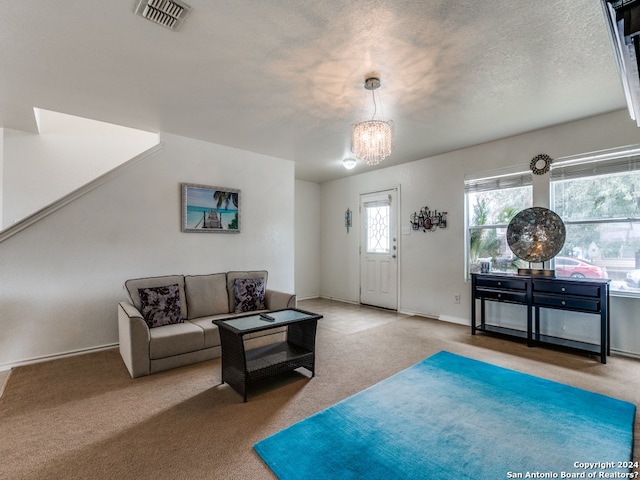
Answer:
xmin=370 ymin=88 xmax=378 ymax=120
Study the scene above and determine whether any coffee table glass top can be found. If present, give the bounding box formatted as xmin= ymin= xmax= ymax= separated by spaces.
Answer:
xmin=219 ymin=309 xmax=318 ymax=332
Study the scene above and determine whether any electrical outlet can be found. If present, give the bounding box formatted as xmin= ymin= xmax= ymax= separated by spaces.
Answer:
xmin=454 ymin=294 xmax=461 ymax=304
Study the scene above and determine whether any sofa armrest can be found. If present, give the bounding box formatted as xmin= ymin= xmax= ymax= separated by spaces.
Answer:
xmin=118 ymin=302 xmax=151 ymax=378
xmin=265 ymin=289 xmax=296 ymax=310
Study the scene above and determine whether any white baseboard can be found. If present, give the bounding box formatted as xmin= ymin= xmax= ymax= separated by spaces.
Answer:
xmin=0 ymin=370 xmax=11 ymax=398
xmin=398 ymin=310 xmax=470 ymax=326
xmin=319 ymin=295 xmax=359 ymax=305
xmin=438 ymin=314 xmax=471 ymax=326
xmin=398 ymin=308 xmax=439 ymax=319
xmin=610 ymin=348 xmax=640 ymax=360
xmin=295 ymin=295 xmax=321 ymax=301
xmin=0 ymin=343 xmax=118 ymax=372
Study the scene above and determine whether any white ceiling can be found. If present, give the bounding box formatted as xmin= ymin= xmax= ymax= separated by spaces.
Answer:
xmin=0 ymin=0 xmax=629 ymax=183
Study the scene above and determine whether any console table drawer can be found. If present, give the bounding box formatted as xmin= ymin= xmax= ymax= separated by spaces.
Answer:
xmin=533 ymin=281 xmax=600 ymax=298
xmin=475 ymin=277 xmax=527 ymax=291
xmin=477 ymin=288 xmax=528 ymax=303
xmin=533 ymin=294 xmax=600 ymax=312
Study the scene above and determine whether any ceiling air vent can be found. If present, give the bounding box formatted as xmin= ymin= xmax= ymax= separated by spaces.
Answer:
xmin=134 ymin=0 xmax=191 ymax=31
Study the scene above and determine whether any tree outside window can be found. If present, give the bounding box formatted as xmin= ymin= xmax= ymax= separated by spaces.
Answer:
xmin=467 ymin=185 xmax=532 ymax=275
xmin=551 ymin=170 xmax=640 ymax=292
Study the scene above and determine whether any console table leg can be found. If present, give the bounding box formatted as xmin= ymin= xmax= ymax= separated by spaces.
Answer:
xmin=471 ymin=298 xmax=476 ymax=335
xmin=527 ymin=305 xmax=533 ymax=347
xmin=601 ymin=310 xmax=607 ymax=364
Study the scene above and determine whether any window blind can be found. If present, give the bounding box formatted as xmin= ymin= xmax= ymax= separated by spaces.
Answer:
xmin=550 ymin=146 xmax=640 ymax=181
xmin=464 ymin=171 xmax=532 ymax=193
xmin=364 ymin=200 xmax=390 ymax=209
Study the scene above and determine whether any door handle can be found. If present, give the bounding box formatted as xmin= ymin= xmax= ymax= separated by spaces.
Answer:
xmin=392 ymin=254 xmax=397 ymax=259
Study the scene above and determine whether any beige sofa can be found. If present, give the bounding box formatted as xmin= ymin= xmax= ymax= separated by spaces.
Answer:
xmin=118 ymin=270 xmax=296 ymax=378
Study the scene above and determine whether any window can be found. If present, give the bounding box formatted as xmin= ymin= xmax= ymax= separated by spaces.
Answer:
xmin=550 ymin=146 xmax=640 ymax=293
xmin=465 ymin=169 xmax=532 ymax=276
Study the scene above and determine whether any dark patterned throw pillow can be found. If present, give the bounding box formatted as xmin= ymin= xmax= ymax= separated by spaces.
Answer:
xmin=138 ymin=284 xmax=183 ymax=328
xmin=234 ymin=278 xmax=266 ymax=313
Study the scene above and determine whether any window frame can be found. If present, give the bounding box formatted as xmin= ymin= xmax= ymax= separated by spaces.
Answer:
xmin=464 ymin=145 xmax=640 ymax=297
xmin=464 ymin=167 xmax=533 ymax=279
xmin=549 ymin=144 xmax=640 ymax=296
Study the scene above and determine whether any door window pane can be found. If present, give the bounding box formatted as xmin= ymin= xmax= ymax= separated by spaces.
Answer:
xmin=366 ymin=205 xmax=390 ymax=253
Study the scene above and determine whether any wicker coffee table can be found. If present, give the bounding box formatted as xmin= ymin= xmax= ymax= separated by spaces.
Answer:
xmin=214 ymin=308 xmax=322 ymax=402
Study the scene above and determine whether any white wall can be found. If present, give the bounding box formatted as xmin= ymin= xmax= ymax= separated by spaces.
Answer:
xmin=319 ymin=109 xmax=640 ymax=356
xmin=0 ymin=132 xmax=294 ymax=369
xmin=295 ymin=180 xmax=321 ymax=299
xmin=2 ymin=110 xmax=159 ymax=229
xmin=0 ymin=128 xmax=3 ymax=226
xmin=3 ymin=108 xmax=639 ymax=368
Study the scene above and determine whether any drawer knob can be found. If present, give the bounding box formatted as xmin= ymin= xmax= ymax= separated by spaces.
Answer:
xmin=561 ymin=287 xmax=566 ymax=292
xmin=561 ymin=301 xmax=566 ymax=305
xmin=498 ymin=282 xmax=501 ymax=286
xmin=498 ymin=293 xmax=502 ymax=298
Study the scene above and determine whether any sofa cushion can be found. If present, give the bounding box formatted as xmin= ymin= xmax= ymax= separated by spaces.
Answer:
xmin=186 ymin=317 xmax=221 ymax=348
xmin=125 ymin=275 xmax=188 ymax=319
xmin=233 ymin=278 xmax=266 ymax=313
xmin=227 ymin=270 xmax=268 ymax=312
xmin=185 ymin=273 xmax=229 ymax=319
xmin=149 ymin=322 xmax=205 ymax=359
xmin=138 ymin=284 xmax=183 ymax=328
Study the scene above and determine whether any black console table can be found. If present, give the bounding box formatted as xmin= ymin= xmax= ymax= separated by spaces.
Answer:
xmin=471 ymin=273 xmax=610 ymax=363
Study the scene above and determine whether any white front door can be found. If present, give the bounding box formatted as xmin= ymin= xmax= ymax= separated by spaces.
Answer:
xmin=360 ymin=188 xmax=399 ymax=310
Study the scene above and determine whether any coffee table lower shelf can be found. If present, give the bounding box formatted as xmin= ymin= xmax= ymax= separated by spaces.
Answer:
xmin=221 ymin=341 xmax=315 ymax=401
xmin=246 ymin=342 xmax=315 ymax=381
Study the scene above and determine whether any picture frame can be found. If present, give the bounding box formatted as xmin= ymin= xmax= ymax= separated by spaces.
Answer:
xmin=181 ymin=183 xmax=240 ymax=233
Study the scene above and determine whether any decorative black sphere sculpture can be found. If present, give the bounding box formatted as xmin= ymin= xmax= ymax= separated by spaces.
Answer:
xmin=506 ymin=207 xmax=566 ymax=275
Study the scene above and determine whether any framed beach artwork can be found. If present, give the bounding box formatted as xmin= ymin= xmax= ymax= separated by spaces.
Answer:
xmin=181 ymin=183 xmax=240 ymax=233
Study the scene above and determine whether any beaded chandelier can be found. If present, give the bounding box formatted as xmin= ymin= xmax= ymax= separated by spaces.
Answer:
xmin=351 ymin=77 xmax=393 ymax=166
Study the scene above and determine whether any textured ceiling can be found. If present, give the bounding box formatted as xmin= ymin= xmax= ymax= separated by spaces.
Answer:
xmin=0 ymin=0 xmax=629 ymax=183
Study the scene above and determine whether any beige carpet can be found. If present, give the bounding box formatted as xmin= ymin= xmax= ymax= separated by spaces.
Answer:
xmin=1 ymin=298 xmax=638 ymax=479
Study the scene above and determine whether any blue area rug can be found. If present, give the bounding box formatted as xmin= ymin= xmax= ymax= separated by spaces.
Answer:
xmin=254 ymin=351 xmax=635 ymax=480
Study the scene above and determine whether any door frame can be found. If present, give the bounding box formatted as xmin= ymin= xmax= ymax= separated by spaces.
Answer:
xmin=359 ymin=185 xmax=401 ymax=311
